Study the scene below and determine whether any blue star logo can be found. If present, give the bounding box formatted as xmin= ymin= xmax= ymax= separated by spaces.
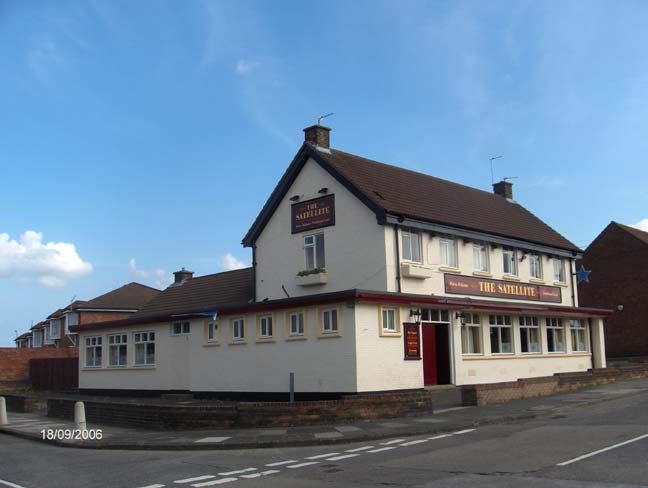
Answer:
xmin=576 ymin=265 xmax=591 ymax=284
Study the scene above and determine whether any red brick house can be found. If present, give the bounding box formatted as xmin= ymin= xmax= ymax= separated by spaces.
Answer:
xmin=579 ymin=222 xmax=648 ymax=358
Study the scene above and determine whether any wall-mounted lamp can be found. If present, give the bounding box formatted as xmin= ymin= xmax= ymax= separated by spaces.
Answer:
xmin=409 ymin=308 xmax=422 ymax=324
xmin=318 ymin=187 xmax=329 ymax=194
xmin=519 ymin=254 xmax=527 ymax=262
xmin=617 ymin=304 xmax=624 ymax=311
xmin=289 ymin=195 xmax=300 ymax=202
xmin=455 ymin=311 xmax=466 ymax=326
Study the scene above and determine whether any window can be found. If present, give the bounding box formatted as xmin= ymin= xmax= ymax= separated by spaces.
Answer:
xmin=289 ymin=312 xmax=305 ymax=336
xmin=259 ymin=315 xmax=273 ymax=339
xmin=322 ymin=308 xmax=339 ymax=334
xmin=232 ymin=318 xmax=245 ymax=341
xmin=207 ymin=321 xmax=219 ymax=343
xmin=489 ymin=315 xmax=513 ymax=354
xmin=519 ymin=316 xmax=540 ymax=353
xmin=529 ymin=253 xmax=543 ymax=280
xmin=108 ymin=334 xmax=128 ymax=366
xmin=382 ymin=307 xmax=397 ymax=333
xmin=546 ymin=318 xmax=565 ymax=353
xmin=473 ymin=243 xmax=489 ymax=272
xmin=134 ymin=331 xmax=155 ymax=365
xmin=570 ymin=319 xmax=588 ymax=352
xmin=171 ymin=321 xmax=191 ymax=335
xmin=304 ymin=234 xmax=325 ymax=270
xmin=44 ymin=326 xmax=53 ymax=344
xmin=402 ymin=229 xmax=422 ymax=263
xmin=33 ymin=330 xmax=43 ymax=347
xmin=503 ymin=248 xmax=517 ymax=275
xmin=85 ymin=336 xmax=102 ymax=367
xmin=553 ymin=258 xmax=566 ymax=282
xmin=461 ymin=313 xmax=482 ymax=354
xmin=421 ymin=309 xmax=450 ymax=323
xmin=50 ymin=319 xmax=61 ymax=339
xmin=440 ymin=238 xmax=458 ymax=268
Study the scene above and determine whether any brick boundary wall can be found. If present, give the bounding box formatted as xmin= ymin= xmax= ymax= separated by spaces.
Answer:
xmin=462 ymin=364 xmax=648 ymax=406
xmin=0 ymin=348 xmax=78 ymax=384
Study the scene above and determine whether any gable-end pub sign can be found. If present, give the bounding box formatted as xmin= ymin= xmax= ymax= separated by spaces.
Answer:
xmin=444 ymin=274 xmax=562 ymax=303
xmin=291 ymin=195 xmax=335 ymax=233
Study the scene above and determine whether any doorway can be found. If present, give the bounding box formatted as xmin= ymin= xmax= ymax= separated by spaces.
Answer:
xmin=422 ymin=323 xmax=451 ymax=385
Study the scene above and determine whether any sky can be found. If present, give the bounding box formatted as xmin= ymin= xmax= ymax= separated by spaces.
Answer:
xmin=1 ymin=0 xmax=647 ymax=346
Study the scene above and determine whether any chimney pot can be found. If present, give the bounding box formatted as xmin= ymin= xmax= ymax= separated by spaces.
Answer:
xmin=303 ymin=124 xmax=331 ymax=148
xmin=173 ymin=268 xmax=194 ymax=284
xmin=493 ymin=180 xmax=513 ymax=200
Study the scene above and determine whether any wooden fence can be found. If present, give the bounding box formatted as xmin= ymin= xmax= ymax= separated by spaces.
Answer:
xmin=29 ymin=357 xmax=78 ymax=391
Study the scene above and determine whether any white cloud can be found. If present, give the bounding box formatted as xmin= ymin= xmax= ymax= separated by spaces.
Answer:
xmin=218 ymin=253 xmax=248 ymax=271
xmin=631 ymin=219 xmax=648 ymax=232
xmin=0 ymin=231 xmax=92 ymax=287
xmin=129 ymin=258 xmax=172 ymax=289
xmin=236 ymin=59 xmax=260 ymax=75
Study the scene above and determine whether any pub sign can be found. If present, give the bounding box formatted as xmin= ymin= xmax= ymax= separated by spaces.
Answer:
xmin=291 ymin=195 xmax=335 ymax=234
xmin=444 ymin=274 xmax=562 ymax=303
xmin=403 ymin=323 xmax=421 ymax=360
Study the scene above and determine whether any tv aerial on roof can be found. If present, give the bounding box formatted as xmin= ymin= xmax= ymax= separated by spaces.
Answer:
xmin=503 ymin=176 xmax=518 ymax=182
xmin=317 ymin=113 xmax=334 ymax=125
xmin=489 ymin=155 xmax=502 ymax=184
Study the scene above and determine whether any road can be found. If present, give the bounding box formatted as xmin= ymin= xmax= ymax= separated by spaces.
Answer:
xmin=1 ymin=390 xmax=647 ymax=488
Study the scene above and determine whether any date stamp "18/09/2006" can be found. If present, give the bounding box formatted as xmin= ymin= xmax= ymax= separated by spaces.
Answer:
xmin=41 ymin=429 xmax=103 ymax=441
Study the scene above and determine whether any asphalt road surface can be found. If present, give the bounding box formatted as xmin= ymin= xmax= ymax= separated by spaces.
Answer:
xmin=1 ymin=390 xmax=647 ymax=488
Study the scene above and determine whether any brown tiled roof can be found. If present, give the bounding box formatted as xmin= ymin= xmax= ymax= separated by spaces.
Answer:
xmin=30 ymin=321 xmax=46 ymax=330
xmin=132 ymin=268 xmax=254 ymax=318
xmin=316 ymin=147 xmax=579 ymax=252
xmin=46 ymin=308 xmax=65 ymax=319
xmin=15 ymin=331 xmax=32 ymax=340
xmin=614 ymin=221 xmax=648 ymax=245
xmin=76 ymin=282 xmax=161 ymax=311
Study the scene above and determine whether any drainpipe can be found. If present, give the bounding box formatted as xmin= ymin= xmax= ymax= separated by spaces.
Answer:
xmin=394 ymin=225 xmax=402 ymax=293
xmin=570 ymin=258 xmax=576 ymax=307
xmin=588 ymin=317 xmax=595 ymax=370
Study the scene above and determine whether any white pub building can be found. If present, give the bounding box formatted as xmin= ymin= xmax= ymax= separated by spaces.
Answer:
xmin=73 ymin=126 xmax=610 ymax=397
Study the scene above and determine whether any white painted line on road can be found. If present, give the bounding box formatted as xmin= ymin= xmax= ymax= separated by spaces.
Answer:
xmin=286 ymin=462 xmax=320 ymax=469
xmin=0 ymin=481 xmax=28 ymax=488
xmin=217 ymin=468 xmax=256 ymax=476
xmin=380 ymin=439 xmax=405 ymax=445
xmin=306 ymin=452 xmax=340 ymax=460
xmin=368 ymin=446 xmax=398 ymax=453
xmin=427 ymin=434 xmax=451 ymax=440
xmin=434 ymin=406 xmax=469 ymax=414
xmin=557 ymin=433 xmax=648 ymax=466
xmin=137 ymin=485 xmax=164 ymax=488
xmin=399 ymin=439 xmax=429 ymax=446
xmin=240 ymin=470 xmax=281 ymax=479
xmin=345 ymin=445 xmax=375 ymax=452
xmin=192 ymin=478 xmax=237 ymax=487
xmin=194 ymin=437 xmax=230 ymax=444
xmin=325 ymin=454 xmax=360 ymax=461
xmin=259 ymin=470 xmax=280 ymax=476
xmin=452 ymin=429 xmax=476 ymax=435
xmin=265 ymin=460 xmax=298 ymax=467
xmin=175 ymin=475 xmax=215 ymax=483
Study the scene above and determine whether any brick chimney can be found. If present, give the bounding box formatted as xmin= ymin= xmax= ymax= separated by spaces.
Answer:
xmin=173 ymin=267 xmax=194 ymax=284
xmin=303 ymin=125 xmax=331 ymax=148
xmin=493 ymin=180 xmax=513 ymax=200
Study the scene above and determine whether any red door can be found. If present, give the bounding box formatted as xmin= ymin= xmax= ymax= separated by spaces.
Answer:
xmin=422 ymin=324 xmax=437 ymax=385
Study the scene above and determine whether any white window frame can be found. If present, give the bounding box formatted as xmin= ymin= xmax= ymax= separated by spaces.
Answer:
xmin=33 ymin=330 xmax=43 ymax=348
xmin=553 ymin=257 xmax=566 ymax=282
xmin=108 ymin=334 xmax=128 ymax=367
xmin=546 ymin=318 xmax=566 ymax=353
xmin=134 ymin=331 xmax=155 ymax=366
xmin=382 ymin=307 xmax=397 ymax=333
xmin=65 ymin=312 xmax=79 ymax=334
xmin=421 ymin=309 xmax=450 ymax=323
xmin=569 ymin=319 xmax=588 ymax=352
xmin=232 ymin=318 xmax=245 ymax=341
xmin=440 ymin=238 xmax=458 ymax=268
xmin=84 ymin=336 xmax=103 ymax=368
xmin=304 ymin=234 xmax=325 ymax=270
xmin=503 ymin=248 xmax=517 ymax=276
xmin=171 ymin=321 xmax=191 ymax=336
xmin=207 ymin=320 xmax=219 ymax=343
xmin=473 ymin=243 xmax=489 ymax=272
xmin=289 ymin=312 xmax=305 ymax=336
xmin=401 ymin=229 xmax=422 ymax=263
xmin=322 ymin=308 xmax=339 ymax=334
xmin=259 ymin=315 xmax=273 ymax=339
xmin=461 ymin=313 xmax=482 ymax=355
xmin=519 ymin=316 xmax=541 ymax=354
xmin=489 ymin=314 xmax=513 ymax=354
xmin=529 ymin=253 xmax=543 ymax=280
xmin=50 ymin=319 xmax=61 ymax=340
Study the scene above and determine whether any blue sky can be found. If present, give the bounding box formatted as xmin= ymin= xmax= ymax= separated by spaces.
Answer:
xmin=1 ymin=1 xmax=647 ymax=346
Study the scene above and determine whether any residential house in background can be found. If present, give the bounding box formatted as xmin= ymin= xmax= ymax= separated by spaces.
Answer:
xmin=579 ymin=222 xmax=648 ymax=358
xmin=73 ymin=126 xmax=611 ymax=397
xmin=14 ymin=331 xmax=32 ymax=348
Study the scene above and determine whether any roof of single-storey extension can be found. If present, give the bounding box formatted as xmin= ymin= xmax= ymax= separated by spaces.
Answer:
xmin=131 ymin=268 xmax=255 ymax=319
xmin=243 ymin=143 xmax=580 ymax=253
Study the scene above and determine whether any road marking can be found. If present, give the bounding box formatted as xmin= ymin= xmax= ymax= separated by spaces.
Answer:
xmin=368 ymin=446 xmax=398 ymax=453
xmin=175 ymin=475 xmax=215 ymax=483
xmin=325 ymin=454 xmax=360 ymax=461
xmin=239 ymin=470 xmax=280 ymax=479
xmin=286 ymin=462 xmax=320 ymax=469
xmin=259 ymin=470 xmax=280 ymax=476
xmin=399 ymin=439 xmax=429 ymax=446
xmin=265 ymin=460 xmax=298 ymax=467
xmin=427 ymin=434 xmax=451 ymax=440
xmin=452 ymin=429 xmax=476 ymax=435
xmin=345 ymin=445 xmax=375 ymax=452
xmin=192 ymin=478 xmax=237 ymax=487
xmin=137 ymin=485 xmax=165 ymax=488
xmin=306 ymin=452 xmax=340 ymax=460
xmin=380 ymin=439 xmax=405 ymax=445
xmin=557 ymin=433 xmax=648 ymax=466
xmin=194 ymin=437 xmax=230 ymax=444
xmin=217 ymin=469 xmax=256 ymax=476
xmin=0 ymin=481 xmax=28 ymax=488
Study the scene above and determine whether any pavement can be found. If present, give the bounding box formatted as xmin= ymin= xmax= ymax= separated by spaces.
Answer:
xmin=2 ymin=377 xmax=648 ymax=450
